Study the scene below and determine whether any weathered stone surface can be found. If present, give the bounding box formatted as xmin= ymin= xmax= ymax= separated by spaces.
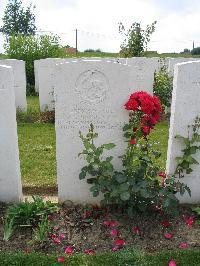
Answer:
xmin=0 ymin=59 xmax=27 ymax=111
xmin=35 ymin=58 xmax=128 ymax=111
xmin=0 ymin=65 xmax=22 ymax=202
xmin=127 ymin=57 xmax=160 ymax=94
xmin=168 ymin=58 xmax=200 ymax=76
xmin=54 ymin=60 xmax=133 ymax=203
xmin=166 ymin=61 xmax=200 ymax=203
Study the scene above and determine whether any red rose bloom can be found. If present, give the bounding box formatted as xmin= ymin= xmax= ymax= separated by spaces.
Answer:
xmin=130 ymin=139 xmax=136 ymax=145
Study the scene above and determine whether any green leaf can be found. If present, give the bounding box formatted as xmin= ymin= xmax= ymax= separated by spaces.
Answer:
xmin=87 ymin=178 xmax=96 ymax=184
xmin=175 ymin=135 xmax=190 ymax=145
xmin=106 ymin=156 xmax=113 ymax=162
xmin=120 ymin=191 xmax=130 ymax=201
xmin=186 ymin=156 xmax=199 ymax=164
xmin=186 ymin=168 xmax=193 ymax=174
xmin=93 ymin=191 xmax=99 ymax=197
xmin=101 ymin=143 xmax=116 ymax=150
xmin=119 ymin=182 xmax=130 ymax=192
xmin=79 ymin=171 xmax=86 ymax=180
xmin=188 ymin=146 xmax=199 ymax=154
xmin=123 ymin=124 xmax=131 ymax=131
xmin=115 ymin=173 xmax=127 ymax=184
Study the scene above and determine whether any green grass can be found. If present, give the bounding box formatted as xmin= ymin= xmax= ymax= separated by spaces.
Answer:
xmin=0 ymin=249 xmax=200 ymax=266
xmin=18 ymin=96 xmax=169 ymax=190
xmin=27 ymin=96 xmax=40 ymax=112
xmin=18 ymin=123 xmax=56 ymax=189
xmin=150 ymin=121 xmax=169 ymax=169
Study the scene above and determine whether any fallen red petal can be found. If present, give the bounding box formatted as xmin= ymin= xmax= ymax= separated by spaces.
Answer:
xmin=114 ymin=239 xmax=125 ymax=246
xmin=84 ymin=249 xmax=95 ymax=255
xmin=57 ymin=257 xmax=65 ymax=263
xmin=65 ymin=246 xmax=73 ymax=255
xmin=168 ymin=259 xmax=177 ymax=266
xmin=179 ymin=242 xmax=188 ymax=249
xmin=164 ymin=233 xmax=173 ymax=239
xmin=110 ymin=229 xmax=119 ymax=236
xmin=53 ymin=238 xmax=61 ymax=244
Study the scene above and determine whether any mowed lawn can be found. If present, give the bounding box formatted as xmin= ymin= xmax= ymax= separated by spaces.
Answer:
xmin=17 ymin=96 xmax=169 ymax=191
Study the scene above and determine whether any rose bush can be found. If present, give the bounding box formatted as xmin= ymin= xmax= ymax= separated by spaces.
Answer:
xmin=79 ymin=91 xmax=190 ymax=215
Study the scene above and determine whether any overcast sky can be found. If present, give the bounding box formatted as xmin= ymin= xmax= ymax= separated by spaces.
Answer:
xmin=1 ymin=0 xmax=200 ymax=53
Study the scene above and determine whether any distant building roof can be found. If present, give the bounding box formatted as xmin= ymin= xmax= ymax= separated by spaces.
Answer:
xmin=64 ymin=47 xmax=77 ymax=54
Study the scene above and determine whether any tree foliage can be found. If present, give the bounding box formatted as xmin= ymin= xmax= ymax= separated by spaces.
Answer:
xmin=191 ymin=47 xmax=200 ymax=55
xmin=1 ymin=0 xmax=36 ymax=36
xmin=119 ymin=21 xmax=157 ymax=57
xmin=4 ymin=34 xmax=65 ymax=94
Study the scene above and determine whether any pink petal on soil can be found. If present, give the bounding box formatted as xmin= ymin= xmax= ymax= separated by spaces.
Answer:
xmin=65 ymin=246 xmax=73 ymax=255
xmin=83 ymin=211 xmax=91 ymax=219
xmin=84 ymin=249 xmax=95 ymax=255
xmin=114 ymin=239 xmax=125 ymax=246
xmin=110 ymin=229 xmax=119 ymax=236
xmin=59 ymin=233 xmax=66 ymax=239
xmin=168 ymin=259 xmax=177 ymax=266
xmin=132 ymin=227 xmax=140 ymax=234
xmin=112 ymin=246 xmax=119 ymax=252
xmin=57 ymin=257 xmax=65 ymax=263
xmin=102 ymin=220 xmax=119 ymax=227
xmin=53 ymin=238 xmax=61 ymax=244
xmin=179 ymin=242 xmax=188 ymax=249
xmin=161 ymin=220 xmax=170 ymax=228
xmin=164 ymin=233 xmax=173 ymax=239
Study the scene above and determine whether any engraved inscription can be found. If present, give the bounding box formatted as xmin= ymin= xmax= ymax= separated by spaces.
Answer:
xmin=56 ymin=106 xmax=124 ymax=130
xmin=75 ymin=70 xmax=109 ymax=104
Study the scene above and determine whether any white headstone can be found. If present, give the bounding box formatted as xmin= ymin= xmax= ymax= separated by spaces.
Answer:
xmin=35 ymin=58 xmax=74 ymax=111
xmin=166 ymin=61 xmax=200 ymax=203
xmin=127 ymin=57 xmax=160 ymax=94
xmin=34 ymin=60 xmax=39 ymax=93
xmin=54 ymin=60 xmax=132 ymax=204
xmin=35 ymin=58 xmax=128 ymax=111
xmin=168 ymin=58 xmax=200 ymax=76
xmin=0 ymin=65 xmax=22 ymax=203
xmin=0 ymin=59 xmax=27 ymax=111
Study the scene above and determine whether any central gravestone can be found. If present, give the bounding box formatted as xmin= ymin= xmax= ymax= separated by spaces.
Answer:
xmin=35 ymin=58 xmax=128 ymax=111
xmin=54 ymin=60 xmax=132 ymax=203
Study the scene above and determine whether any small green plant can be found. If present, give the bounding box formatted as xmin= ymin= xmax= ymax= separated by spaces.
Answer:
xmin=3 ymin=218 xmax=15 ymax=241
xmin=119 ymin=21 xmax=157 ymax=57
xmin=153 ymin=65 xmax=173 ymax=109
xmin=193 ymin=207 xmax=200 ymax=224
xmin=175 ymin=116 xmax=200 ymax=177
xmin=32 ymin=216 xmax=50 ymax=245
xmin=3 ymin=195 xmax=57 ymax=240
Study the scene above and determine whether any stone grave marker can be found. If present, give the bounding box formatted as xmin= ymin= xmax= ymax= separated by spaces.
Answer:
xmin=54 ymin=59 xmax=132 ymax=203
xmin=166 ymin=61 xmax=200 ymax=203
xmin=0 ymin=59 xmax=27 ymax=111
xmin=0 ymin=65 xmax=22 ymax=202
xmin=127 ymin=57 xmax=160 ymax=94
xmin=35 ymin=58 xmax=128 ymax=111
xmin=168 ymin=58 xmax=200 ymax=76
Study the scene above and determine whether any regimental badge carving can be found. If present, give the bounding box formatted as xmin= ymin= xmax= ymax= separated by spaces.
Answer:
xmin=75 ymin=70 xmax=109 ymax=104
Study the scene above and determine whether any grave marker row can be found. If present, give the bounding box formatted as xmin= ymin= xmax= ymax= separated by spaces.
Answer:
xmin=0 ymin=59 xmax=27 ymax=111
xmin=0 ymin=65 xmax=22 ymax=203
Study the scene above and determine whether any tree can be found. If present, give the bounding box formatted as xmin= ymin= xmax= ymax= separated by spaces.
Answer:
xmin=4 ymin=34 xmax=65 ymax=94
xmin=191 ymin=47 xmax=200 ymax=55
xmin=119 ymin=21 xmax=157 ymax=57
xmin=0 ymin=0 xmax=36 ymax=36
